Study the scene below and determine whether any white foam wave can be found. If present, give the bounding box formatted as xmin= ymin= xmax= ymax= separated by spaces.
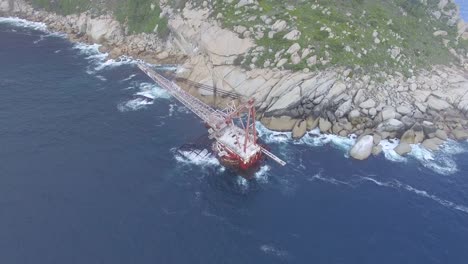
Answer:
xmin=72 ymin=43 xmax=106 ymax=60
xmin=33 ymin=35 xmax=45 ymax=44
xmin=256 ymin=123 xmax=356 ymax=155
xmin=255 ymin=122 xmax=291 ymax=143
xmin=301 ymin=128 xmax=356 ymax=155
xmin=94 ymin=56 xmax=135 ymax=71
xmin=174 ymin=148 xmax=220 ymax=167
xmin=118 ymin=82 xmax=170 ymax=112
xmin=121 ymin=74 xmax=137 ymax=82
xmin=96 ymin=75 xmax=107 ymax=82
xmin=117 ymin=98 xmax=153 ymax=112
xmin=236 ymin=176 xmax=249 ymax=192
xmin=168 ymin=103 xmax=191 ymax=116
xmin=0 ymin=17 xmax=47 ymax=31
xmin=260 ymin=244 xmax=288 ymax=258
xmin=379 ymin=139 xmax=407 ymax=163
xmin=71 ymin=43 xmax=136 ymax=74
xmin=309 ymin=172 xmax=352 ymax=186
xmin=254 ymin=165 xmax=270 ymax=183
xmin=360 ymin=177 xmax=468 ymax=214
xmin=408 ymin=143 xmax=458 ymax=175
xmin=135 ymin=82 xmax=170 ymax=100
xmin=379 ymin=139 xmax=466 ymax=175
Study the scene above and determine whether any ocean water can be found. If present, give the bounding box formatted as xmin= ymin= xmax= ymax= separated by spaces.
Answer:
xmin=456 ymin=0 xmax=468 ymax=20
xmin=1 ymin=17 xmax=468 ymax=264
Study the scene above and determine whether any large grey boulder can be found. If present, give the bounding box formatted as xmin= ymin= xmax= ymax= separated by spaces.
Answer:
xmin=397 ymin=105 xmax=412 ymax=115
xmin=335 ymin=100 xmax=352 ymax=118
xmin=422 ymin=121 xmax=437 ymax=136
xmin=435 ymin=129 xmax=448 ymax=140
xmin=286 ymin=43 xmax=301 ymax=54
xmin=381 ymin=107 xmax=397 ymax=121
xmin=348 ymin=109 xmax=361 ymax=120
xmin=236 ymin=0 xmax=258 ymax=8
xmin=354 ymin=89 xmax=365 ymax=105
xmin=271 ymin=20 xmax=287 ymax=32
xmin=262 ymin=116 xmax=296 ymax=131
xmin=377 ymin=119 xmax=405 ymax=133
xmin=326 ymin=82 xmax=347 ymax=99
xmin=85 ymin=16 xmax=123 ymax=43
xmin=0 ymin=0 xmax=10 ymax=12
xmin=292 ymin=120 xmax=307 ymax=139
xmin=359 ymin=99 xmax=376 ymax=109
xmin=452 ymin=129 xmax=468 ymax=140
xmin=426 ymin=96 xmax=451 ymax=111
xmin=306 ymin=116 xmax=319 ymax=130
xmin=201 ymin=25 xmax=255 ymax=64
xmin=350 ymin=135 xmax=374 ymax=160
xmin=319 ymin=118 xmax=332 ymax=133
xmin=283 ymin=30 xmax=301 ymax=40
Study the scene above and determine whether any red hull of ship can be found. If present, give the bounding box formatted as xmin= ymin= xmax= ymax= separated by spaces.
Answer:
xmin=214 ymin=144 xmax=263 ymax=170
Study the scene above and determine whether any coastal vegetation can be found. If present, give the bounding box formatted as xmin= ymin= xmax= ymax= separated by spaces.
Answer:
xmin=27 ymin=0 xmax=467 ymax=73
xmin=213 ymin=0 xmax=465 ymax=73
xmin=3 ymin=0 xmax=468 ymax=160
xmin=29 ymin=0 xmax=169 ymax=36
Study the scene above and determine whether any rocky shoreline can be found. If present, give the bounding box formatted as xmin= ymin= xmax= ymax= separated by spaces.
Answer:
xmin=2 ymin=0 xmax=468 ymax=160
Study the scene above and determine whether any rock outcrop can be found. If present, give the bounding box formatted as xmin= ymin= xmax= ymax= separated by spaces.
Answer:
xmin=2 ymin=0 xmax=468 ymax=161
xmin=350 ymin=135 xmax=374 ymax=160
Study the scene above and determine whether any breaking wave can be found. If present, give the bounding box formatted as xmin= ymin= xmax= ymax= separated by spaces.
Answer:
xmin=94 ymin=56 xmax=135 ymax=72
xmin=0 ymin=17 xmax=47 ymax=32
xmin=408 ymin=140 xmax=467 ymax=175
xmin=256 ymin=123 xmax=356 ymax=157
xmin=260 ymin=244 xmax=289 ymax=258
xmin=309 ymin=170 xmax=468 ymax=214
xmin=379 ymin=139 xmax=407 ymax=163
xmin=254 ymin=165 xmax=271 ymax=183
xmin=299 ymin=128 xmax=356 ymax=156
xmin=174 ymin=148 xmax=220 ymax=167
xmin=117 ymin=82 xmax=170 ymax=112
xmin=71 ymin=42 xmax=135 ymax=74
xmin=359 ymin=176 xmax=468 ymax=214
xmin=256 ymin=122 xmax=466 ymax=175
xmin=236 ymin=176 xmax=249 ymax=192
xmin=309 ymin=170 xmax=354 ymax=187
xmin=121 ymin=74 xmax=137 ymax=82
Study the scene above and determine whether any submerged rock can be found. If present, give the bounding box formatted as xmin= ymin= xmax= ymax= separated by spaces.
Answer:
xmin=394 ymin=142 xmax=412 ymax=156
xmin=350 ymin=135 xmax=374 ymax=160
xmin=422 ymin=138 xmax=445 ymax=151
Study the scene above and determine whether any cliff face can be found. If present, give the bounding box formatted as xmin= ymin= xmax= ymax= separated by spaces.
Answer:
xmin=2 ymin=0 xmax=468 ymax=160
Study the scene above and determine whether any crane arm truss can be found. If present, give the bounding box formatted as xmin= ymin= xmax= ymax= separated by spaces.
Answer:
xmin=137 ymin=63 xmax=226 ymax=129
xmin=137 ymin=63 xmax=286 ymax=167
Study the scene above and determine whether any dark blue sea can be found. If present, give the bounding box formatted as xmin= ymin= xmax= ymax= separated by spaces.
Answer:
xmin=457 ymin=0 xmax=468 ymax=20
xmin=1 ymin=17 xmax=468 ymax=264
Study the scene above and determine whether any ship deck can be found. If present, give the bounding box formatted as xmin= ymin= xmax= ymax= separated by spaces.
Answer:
xmin=216 ymin=125 xmax=261 ymax=161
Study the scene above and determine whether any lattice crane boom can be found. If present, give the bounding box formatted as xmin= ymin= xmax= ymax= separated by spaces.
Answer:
xmin=137 ymin=63 xmax=286 ymax=168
